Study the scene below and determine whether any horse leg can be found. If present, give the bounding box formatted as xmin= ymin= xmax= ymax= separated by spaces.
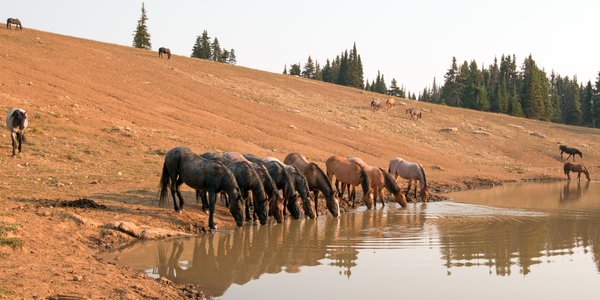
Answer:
xmin=17 ymin=132 xmax=23 ymax=154
xmin=380 ymin=188 xmax=385 ymax=207
xmin=208 ymin=191 xmax=217 ymax=229
xmin=566 ymin=171 xmax=571 ymax=180
xmin=406 ymin=180 xmax=412 ymax=202
xmin=175 ymin=179 xmax=185 ymax=211
xmin=198 ymin=190 xmax=209 ymax=212
xmin=350 ymin=186 xmax=356 ymax=208
xmin=314 ymin=190 xmax=320 ymax=217
xmin=413 ymin=181 xmax=418 ymax=201
xmin=169 ymin=179 xmax=180 ymax=211
xmin=577 ymin=171 xmax=581 ymax=182
xmin=10 ymin=132 xmax=17 ymax=157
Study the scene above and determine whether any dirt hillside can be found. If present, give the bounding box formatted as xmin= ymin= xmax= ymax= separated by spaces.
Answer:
xmin=1 ymin=26 xmax=599 ymax=298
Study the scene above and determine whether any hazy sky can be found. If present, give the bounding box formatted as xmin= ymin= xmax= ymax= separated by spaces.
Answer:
xmin=2 ymin=0 xmax=599 ymax=93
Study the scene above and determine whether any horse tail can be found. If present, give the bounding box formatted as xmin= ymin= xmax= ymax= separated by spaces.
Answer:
xmin=418 ymin=163 xmax=427 ymax=190
xmin=359 ymin=167 xmax=371 ymax=196
xmin=158 ymin=162 xmax=170 ymax=206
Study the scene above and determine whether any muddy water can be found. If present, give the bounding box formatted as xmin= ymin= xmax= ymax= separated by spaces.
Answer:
xmin=109 ymin=181 xmax=600 ymax=299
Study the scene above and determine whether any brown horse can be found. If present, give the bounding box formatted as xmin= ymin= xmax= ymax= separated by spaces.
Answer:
xmin=386 ymin=98 xmax=395 ymax=109
xmin=325 ymin=155 xmax=372 ymax=208
xmin=347 ymin=157 xmax=407 ymax=208
xmin=158 ymin=47 xmax=171 ymax=59
xmin=564 ymin=162 xmax=590 ymax=181
xmin=284 ymin=153 xmax=339 ymax=217
xmin=6 ymin=18 xmax=22 ymax=30
xmin=388 ymin=157 xmax=428 ymax=202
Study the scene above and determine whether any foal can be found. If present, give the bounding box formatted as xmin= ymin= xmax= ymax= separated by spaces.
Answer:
xmin=6 ymin=108 xmax=28 ymax=157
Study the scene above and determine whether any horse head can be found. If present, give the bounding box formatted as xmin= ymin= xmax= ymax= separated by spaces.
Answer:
xmin=228 ymin=187 xmax=244 ymax=227
xmin=362 ymin=189 xmax=374 ymax=209
xmin=270 ymin=193 xmax=284 ymax=223
xmin=420 ymin=187 xmax=429 ymax=202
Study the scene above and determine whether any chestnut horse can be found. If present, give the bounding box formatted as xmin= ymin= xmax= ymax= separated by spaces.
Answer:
xmin=388 ymin=158 xmax=428 ymax=202
xmin=563 ymin=162 xmax=590 ymax=181
xmin=283 ymin=153 xmax=339 ymax=217
xmin=347 ymin=157 xmax=407 ymax=208
xmin=325 ymin=155 xmax=372 ymax=208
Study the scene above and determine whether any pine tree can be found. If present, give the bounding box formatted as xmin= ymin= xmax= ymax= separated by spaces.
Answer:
xmin=593 ymin=72 xmax=600 ymax=127
xmin=581 ymin=81 xmax=593 ymax=126
xmin=441 ymin=57 xmax=460 ymax=106
xmin=389 ymin=78 xmax=401 ymax=97
xmin=211 ymin=38 xmax=222 ymax=61
xmin=322 ymin=60 xmax=331 ymax=82
xmin=228 ymin=49 xmax=237 ymax=64
xmin=132 ymin=2 xmax=152 ymax=50
xmin=315 ymin=61 xmax=322 ymax=80
xmin=191 ymin=35 xmax=202 ymax=58
xmin=563 ymin=79 xmax=582 ymax=124
xmin=289 ymin=63 xmax=301 ymax=76
xmin=365 ymin=80 xmax=371 ymax=91
xmin=479 ymin=84 xmax=490 ymax=111
xmin=283 ymin=65 xmax=288 ymax=75
xmin=220 ymin=49 xmax=229 ymax=63
xmin=337 ymin=51 xmax=350 ymax=85
xmin=509 ymin=84 xmax=523 ymax=116
xmin=521 ymin=55 xmax=545 ymax=119
xmin=497 ymin=78 xmax=509 ymax=113
xmin=302 ymin=56 xmax=315 ymax=79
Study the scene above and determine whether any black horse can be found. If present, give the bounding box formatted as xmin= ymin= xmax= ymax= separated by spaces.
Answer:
xmin=282 ymin=164 xmax=315 ymax=219
xmin=6 ymin=108 xmax=28 ymax=157
xmin=158 ymin=47 xmax=171 ymax=59
xmin=243 ymin=154 xmax=301 ymax=220
xmin=158 ymin=147 xmax=243 ymax=229
xmin=6 ymin=18 xmax=22 ymax=30
xmin=559 ymin=145 xmax=583 ymax=161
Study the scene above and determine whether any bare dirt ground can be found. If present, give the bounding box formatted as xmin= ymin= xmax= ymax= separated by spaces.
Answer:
xmin=1 ymin=26 xmax=599 ymax=299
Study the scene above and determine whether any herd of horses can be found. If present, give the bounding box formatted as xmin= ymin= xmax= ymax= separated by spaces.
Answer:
xmin=560 ymin=145 xmax=590 ymax=181
xmin=158 ymin=147 xmax=428 ymax=229
xmin=370 ymin=98 xmax=423 ymax=120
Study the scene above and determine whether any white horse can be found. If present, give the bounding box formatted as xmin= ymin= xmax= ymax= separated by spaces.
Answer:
xmin=388 ymin=158 xmax=428 ymax=202
xmin=6 ymin=108 xmax=28 ymax=157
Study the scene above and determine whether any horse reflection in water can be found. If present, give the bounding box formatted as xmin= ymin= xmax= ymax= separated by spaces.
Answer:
xmin=149 ymin=208 xmax=428 ymax=297
xmin=560 ymin=180 xmax=590 ymax=203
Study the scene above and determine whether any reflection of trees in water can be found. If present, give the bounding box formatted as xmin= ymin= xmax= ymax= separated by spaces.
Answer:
xmin=437 ymin=185 xmax=600 ymax=276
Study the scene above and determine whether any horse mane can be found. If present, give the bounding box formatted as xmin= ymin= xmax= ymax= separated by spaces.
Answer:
xmin=379 ymin=167 xmax=400 ymax=194
xmin=359 ymin=167 xmax=371 ymax=196
xmin=418 ymin=163 xmax=427 ymax=190
xmin=310 ymin=162 xmax=333 ymax=191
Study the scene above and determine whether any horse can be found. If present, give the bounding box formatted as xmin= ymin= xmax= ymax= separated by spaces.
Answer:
xmin=278 ymin=161 xmax=316 ymax=219
xmin=158 ymin=47 xmax=171 ymax=59
xmin=407 ymin=108 xmax=422 ymax=120
xmin=563 ymin=162 xmax=590 ymax=181
xmin=6 ymin=108 xmax=28 ymax=157
xmin=158 ymin=147 xmax=243 ymax=229
xmin=347 ymin=157 xmax=407 ymax=208
xmin=325 ymin=155 xmax=372 ymax=208
xmin=559 ymin=145 xmax=583 ymax=161
xmin=6 ymin=18 xmax=22 ymax=30
xmin=386 ymin=98 xmax=396 ymax=109
xmin=371 ymin=99 xmax=381 ymax=111
xmin=284 ymin=153 xmax=339 ymax=217
xmin=200 ymin=152 xmax=273 ymax=224
xmin=388 ymin=158 xmax=429 ymax=202
xmin=243 ymin=154 xmax=301 ymax=220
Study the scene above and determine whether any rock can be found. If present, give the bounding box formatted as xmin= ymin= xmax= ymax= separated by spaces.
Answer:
xmin=90 ymin=180 xmax=99 ymax=184
xmin=431 ymin=165 xmax=445 ymax=171
xmin=440 ymin=127 xmax=458 ymax=133
xmin=289 ymin=125 xmax=297 ymax=129
xmin=117 ymin=172 xmax=122 ymax=176
xmin=529 ymin=131 xmax=545 ymax=138
xmin=472 ymin=130 xmax=492 ymax=136
xmin=507 ymin=124 xmax=525 ymax=130
xmin=72 ymin=275 xmax=83 ymax=281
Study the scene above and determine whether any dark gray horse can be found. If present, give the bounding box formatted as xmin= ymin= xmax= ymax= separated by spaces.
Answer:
xmin=284 ymin=153 xmax=339 ymax=217
xmin=560 ymin=145 xmax=583 ymax=161
xmin=282 ymin=164 xmax=315 ymax=219
xmin=6 ymin=108 xmax=28 ymax=157
xmin=158 ymin=147 xmax=243 ymax=229
xmin=158 ymin=47 xmax=171 ymax=59
xmin=6 ymin=18 xmax=22 ymax=30
xmin=243 ymin=154 xmax=301 ymax=220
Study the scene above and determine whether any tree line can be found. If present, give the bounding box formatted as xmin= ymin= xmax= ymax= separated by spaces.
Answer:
xmin=418 ymin=54 xmax=600 ymax=128
xmin=284 ymin=43 xmax=407 ymax=97
xmin=132 ymin=3 xmax=236 ymax=64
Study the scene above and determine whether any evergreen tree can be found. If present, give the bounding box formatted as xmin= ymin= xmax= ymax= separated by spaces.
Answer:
xmin=191 ymin=31 xmax=211 ymax=59
xmin=220 ymin=49 xmax=230 ymax=63
xmin=283 ymin=65 xmax=288 ymax=75
xmin=593 ymin=72 xmax=600 ymax=127
xmin=132 ymin=2 xmax=152 ymax=50
xmin=508 ymin=84 xmax=524 ymax=116
xmin=322 ymin=60 xmax=332 ymax=82
xmin=563 ymin=79 xmax=582 ymax=124
xmin=211 ymin=38 xmax=222 ymax=61
xmin=389 ymin=78 xmax=401 ymax=97
xmin=337 ymin=51 xmax=350 ymax=85
xmin=191 ymin=35 xmax=202 ymax=58
xmin=228 ymin=49 xmax=237 ymax=64
xmin=289 ymin=63 xmax=301 ymax=76
xmin=521 ymin=55 xmax=545 ymax=119
xmin=497 ymin=78 xmax=509 ymax=113
xmin=479 ymin=84 xmax=490 ymax=111
xmin=365 ymin=80 xmax=371 ymax=91
xmin=315 ymin=61 xmax=322 ymax=80
xmin=581 ymin=81 xmax=594 ymax=126
xmin=441 ymin=57 xmax=460 ymax=106
xmin=302 ymin=56 xmax=316 ymax=79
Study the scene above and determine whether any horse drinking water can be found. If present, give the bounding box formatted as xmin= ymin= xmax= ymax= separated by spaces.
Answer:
xmin=6 ymin=108 xmax=28 ymax=157
xmin=563 ymin=162 xmax=590 ymax=181
xmin=388 ymin=158 xmax=429 ymax=202
xmin=158 ymin=147 xmax=243 ymax=229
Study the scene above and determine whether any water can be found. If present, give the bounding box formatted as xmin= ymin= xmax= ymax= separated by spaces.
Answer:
xmin=108 ymin=181 xmax=600 ymax=299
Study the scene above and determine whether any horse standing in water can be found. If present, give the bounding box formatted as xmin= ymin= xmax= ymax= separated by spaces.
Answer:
xmin=6 ymin=18 xmax=22 ymax=30
xmin=325 ymin=155 xmax=372 ymax=208
xmin=388 ymin=158 xmax=429 ymax=202
xmin=158 ymin=147 xmax=243 ymax=229
xmin=284 ymin=153 xmax=339 ymax=217
xmin=563 ymin=162 xmax=590 ymax=181
xmin=6 ymin=108 xmax=28 ymax=157
xmin=158 ymin=47 xmax=171 ymax=59
xmin=559 ymin=145 xmax=583 ymax=161
xmin=347 ymin=157 xmax=407 ymax=208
